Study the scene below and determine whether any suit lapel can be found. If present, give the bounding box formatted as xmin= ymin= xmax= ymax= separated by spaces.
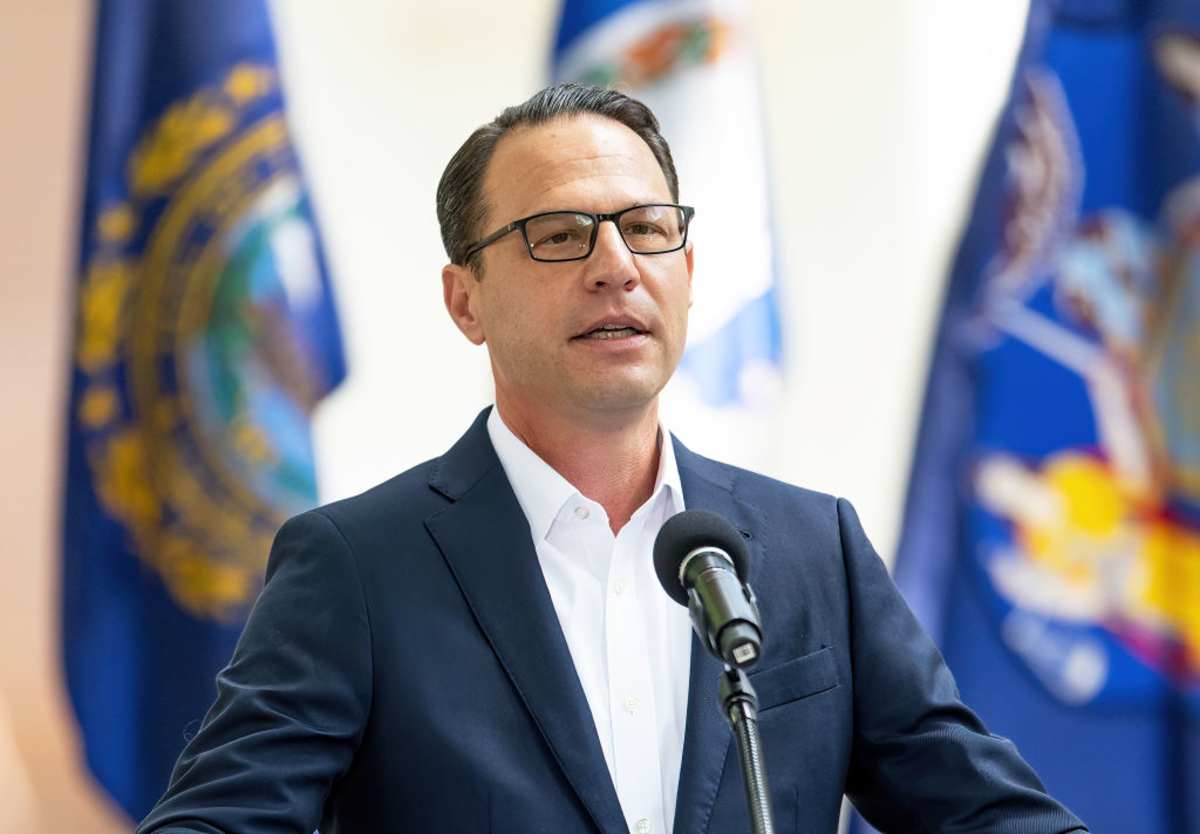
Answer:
xmin=423 ymin=409 xmax=627 ymax=834
xmin=671 ymin=435 xmax=768 ymax=834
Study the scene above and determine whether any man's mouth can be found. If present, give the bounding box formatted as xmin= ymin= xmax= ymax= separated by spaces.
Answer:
xmin=576 ymin=324 xmax=647 ymax=340
xmin=573 ymin=314 xmax=651 ymax=341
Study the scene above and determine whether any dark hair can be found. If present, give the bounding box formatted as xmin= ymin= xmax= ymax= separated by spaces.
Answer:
xmin=436 ymin=83 xmax=680 ymax=273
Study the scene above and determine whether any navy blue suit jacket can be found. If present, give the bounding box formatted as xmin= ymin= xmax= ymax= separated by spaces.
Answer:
xmin=138 ymin=409 xmax=1087 ymax=833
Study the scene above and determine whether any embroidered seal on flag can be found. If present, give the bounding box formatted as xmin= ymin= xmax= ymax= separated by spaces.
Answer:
xmin=965 ymin=51 xmax=1200 ymax=704
xmin=76 ymin=64 xmax=329 ymax=620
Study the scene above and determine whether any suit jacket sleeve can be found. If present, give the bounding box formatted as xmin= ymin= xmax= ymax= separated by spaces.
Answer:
xmin=836 ymin=498 xmax=1087 ymax=833
xmin=136 ymin=510 xmax=373 ymax=834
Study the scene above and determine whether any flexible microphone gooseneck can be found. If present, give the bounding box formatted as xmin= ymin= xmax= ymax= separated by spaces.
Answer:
xmin=652 ymin=509 xmax=762 ymax=668
xmin=653 ymin=509 xmax=777 ymax=834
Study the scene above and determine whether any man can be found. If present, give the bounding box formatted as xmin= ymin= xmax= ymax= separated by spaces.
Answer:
xmin=138 ymin=84 xmax=1088 ymax=834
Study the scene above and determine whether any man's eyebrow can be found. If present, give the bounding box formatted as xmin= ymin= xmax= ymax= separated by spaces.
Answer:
xmin=517 ymin=198 xmax=669 ymax=216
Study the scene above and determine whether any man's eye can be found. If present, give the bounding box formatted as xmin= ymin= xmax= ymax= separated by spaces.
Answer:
xmin=624 ymin=222 xmax=666 ymax=237
xmin=543 ymin=231 xmax=576 ymax=245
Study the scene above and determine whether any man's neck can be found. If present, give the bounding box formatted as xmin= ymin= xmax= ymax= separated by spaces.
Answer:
xmin=494 ymin=396 xmax=662 ymax=535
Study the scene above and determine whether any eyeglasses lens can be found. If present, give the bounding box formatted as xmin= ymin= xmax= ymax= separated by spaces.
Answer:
xmin=619 ymin=205 xmax=686 ymax=254
xmin=526 ymin=213 xmax=595 ymax=261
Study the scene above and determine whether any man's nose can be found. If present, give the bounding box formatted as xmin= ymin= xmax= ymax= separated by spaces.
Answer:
xmin=582 ymin=220 xmax=640 ymax=292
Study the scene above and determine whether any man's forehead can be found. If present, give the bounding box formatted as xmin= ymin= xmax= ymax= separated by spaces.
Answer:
xmin=481 ymin=114 xmax=672 ymax=217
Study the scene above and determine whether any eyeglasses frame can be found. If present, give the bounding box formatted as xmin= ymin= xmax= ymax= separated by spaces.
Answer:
xmin=461 ymin=203 xmax=696 ymax=264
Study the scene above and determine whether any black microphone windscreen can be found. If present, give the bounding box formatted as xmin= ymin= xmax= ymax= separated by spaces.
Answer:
xmin=653 ymin=509 xmax=751 ymax=605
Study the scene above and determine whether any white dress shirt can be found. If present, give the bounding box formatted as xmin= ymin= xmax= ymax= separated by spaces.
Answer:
xmin=487 ymin=407 xmax=693 ymax=834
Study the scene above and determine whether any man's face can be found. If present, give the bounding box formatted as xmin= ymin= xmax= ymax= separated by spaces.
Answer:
xmin=443 ymin=114 xmax=693 ymax=425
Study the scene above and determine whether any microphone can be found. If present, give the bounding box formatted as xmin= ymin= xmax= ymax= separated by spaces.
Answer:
xmin=653 ymin=510 xmax=763 ymax=668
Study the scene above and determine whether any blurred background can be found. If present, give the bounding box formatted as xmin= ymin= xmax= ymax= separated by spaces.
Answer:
xmin=3 ymin=0 xmax=1197 ymax=832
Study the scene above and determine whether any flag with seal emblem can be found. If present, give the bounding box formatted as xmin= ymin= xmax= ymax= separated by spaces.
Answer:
xmin=857 ymin=0 xmax=1200 ymax=831
xmin=552 ymin=0 xmax=784 ymax=467
xmin=63 ymin=0 xmax=345 ymax=819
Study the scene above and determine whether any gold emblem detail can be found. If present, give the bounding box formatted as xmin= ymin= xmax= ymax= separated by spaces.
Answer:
xmin=77 ymin=63 xmax=306 ymax=621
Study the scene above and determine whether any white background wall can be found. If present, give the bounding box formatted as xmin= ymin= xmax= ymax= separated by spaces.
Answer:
xmin=0 ymin=1 xmax=1028 ymax=829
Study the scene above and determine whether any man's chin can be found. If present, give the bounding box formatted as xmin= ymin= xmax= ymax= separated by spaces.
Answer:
xmin=564 ymin=375 xmax=669 ymax=418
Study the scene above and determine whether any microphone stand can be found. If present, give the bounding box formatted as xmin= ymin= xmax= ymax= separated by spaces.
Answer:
xmin=719 ymin=667 xmax=776 ymax=834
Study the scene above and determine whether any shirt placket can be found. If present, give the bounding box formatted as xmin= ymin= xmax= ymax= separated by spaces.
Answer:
xmin=605 ymin=511 xmax=666 ymax=834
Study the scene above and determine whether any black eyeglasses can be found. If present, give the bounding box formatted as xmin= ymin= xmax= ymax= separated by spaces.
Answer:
xmin=462 ymin=203 xmax=695 ymax=263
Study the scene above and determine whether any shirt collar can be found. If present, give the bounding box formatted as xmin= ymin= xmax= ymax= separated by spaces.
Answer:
xmin=486 ymin=406 xmax=685 ymax=542
xmin=653 ymin=415 xmax=686 ymax=519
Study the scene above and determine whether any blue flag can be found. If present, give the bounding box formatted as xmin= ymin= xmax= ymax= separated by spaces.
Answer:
xmin=552 ymin=0 xmax=784 ymax=466
xmin=873 ymin=1 xmax=1200 ymax=831
xmin=64 ymin=0 xmax=344 ymax=819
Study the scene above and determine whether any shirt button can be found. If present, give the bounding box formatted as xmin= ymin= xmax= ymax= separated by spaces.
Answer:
xmin=613 ymin=579 xmax=627 ymax=595
xmin=574 ymin=506 xmax=589 ymax=520
xmin=636 ymin=819 xmax=651 ymax=834
xmin=623 ymin=695 xmax=640 ymax=714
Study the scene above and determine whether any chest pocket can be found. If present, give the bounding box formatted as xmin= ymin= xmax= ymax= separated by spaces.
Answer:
xmin=750 ymin=646 xmax=839 ymax=711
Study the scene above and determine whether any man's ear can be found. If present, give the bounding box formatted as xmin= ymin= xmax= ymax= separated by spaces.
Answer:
xmin=685 ymin=240 xmax=695 ymax=308
xmin=442 ymin=263 xmax=486 ymax=345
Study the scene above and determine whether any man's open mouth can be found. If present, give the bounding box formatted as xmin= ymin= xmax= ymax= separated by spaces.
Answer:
xmin=576 ymin=324 xmax=647 ymax=340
